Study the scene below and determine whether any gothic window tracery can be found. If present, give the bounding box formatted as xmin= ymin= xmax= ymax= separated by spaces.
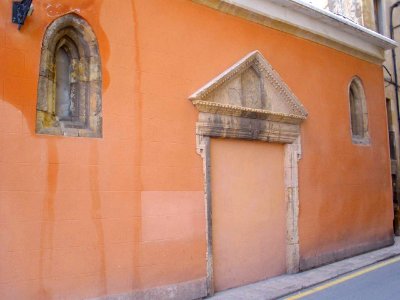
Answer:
xmin=36 ymin=13 xmax=102 ymax=137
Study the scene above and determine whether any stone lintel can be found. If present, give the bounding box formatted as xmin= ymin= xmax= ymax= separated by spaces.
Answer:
xmin=193 ymin=100 xmax=305 ymax=125
xmin=197 ymin=113 xmax=300 ymax=144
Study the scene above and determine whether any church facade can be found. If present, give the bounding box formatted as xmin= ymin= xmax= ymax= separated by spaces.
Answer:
xmin=0 ymin=0 xmax=396 ymax=299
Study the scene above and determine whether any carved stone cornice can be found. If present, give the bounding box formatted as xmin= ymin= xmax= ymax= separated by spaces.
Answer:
xmin=190 ymin=50 xmax=308 ymax=143
xmin=192 ymin=100 xmax=306 ymax=125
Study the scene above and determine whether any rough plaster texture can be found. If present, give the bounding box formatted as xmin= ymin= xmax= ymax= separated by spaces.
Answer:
xmin=327 ymin=0 xmax=377 ymax=31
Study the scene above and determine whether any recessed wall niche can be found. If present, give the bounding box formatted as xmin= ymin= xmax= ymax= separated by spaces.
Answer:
xmin=36 ymin=13 xmax=102 ymax=138
xmin=349 ymin=76 xmax=369 ymax=145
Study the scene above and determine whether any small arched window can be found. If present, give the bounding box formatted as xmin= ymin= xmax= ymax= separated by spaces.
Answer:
xmin=36 ymin=14 xmax=102 ymax=137
xmin=349 ymin=77 xmax=369 ymax=144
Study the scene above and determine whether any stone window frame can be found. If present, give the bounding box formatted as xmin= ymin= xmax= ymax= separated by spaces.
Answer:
xmin=348 ymin=76 xmax=370 ymax=145
xmin=36 ymin=13 xmax=102 ymax=138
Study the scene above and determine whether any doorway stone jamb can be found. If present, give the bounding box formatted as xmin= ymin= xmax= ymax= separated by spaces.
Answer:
xmin=189 ymin=51 xmax=308 ymax=296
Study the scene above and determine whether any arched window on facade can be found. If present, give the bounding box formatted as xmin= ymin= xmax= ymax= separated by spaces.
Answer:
xmin=36 ymin=13 xmax=102 ymax=137
xmin=349 ymin=76 xmax=369 ymax=145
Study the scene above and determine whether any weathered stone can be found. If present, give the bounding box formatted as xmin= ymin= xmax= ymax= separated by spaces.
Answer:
xmin=349 ymin=76 xmax=370 ymax=145
xmin=189 ymin=50 xmax=308 ymax=124
xmin=36 ymin=13 xmax=102 ymax=138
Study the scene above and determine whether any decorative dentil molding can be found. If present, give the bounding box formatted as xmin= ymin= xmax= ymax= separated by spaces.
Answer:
xmin=189 ymin=50 xmax=308 ymax=126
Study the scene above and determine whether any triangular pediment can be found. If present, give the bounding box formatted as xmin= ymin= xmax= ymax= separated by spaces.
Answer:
xmin=189 ymin=51 xmax=308 ymax=124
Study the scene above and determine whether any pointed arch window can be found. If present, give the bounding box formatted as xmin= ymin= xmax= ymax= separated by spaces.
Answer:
xmin=36 ymin=13 xmax=102 ymax=137
xmin=349 ymin=77 xmax=369 ymax=145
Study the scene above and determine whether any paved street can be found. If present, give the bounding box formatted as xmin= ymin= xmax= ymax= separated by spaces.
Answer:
xmin=285 ymin=257 xmax=400 ymax=300
xmin=209 ymin=237 xmax=400 ymax=299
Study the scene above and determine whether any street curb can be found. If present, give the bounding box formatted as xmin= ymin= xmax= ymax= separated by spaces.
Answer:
xmin=208 ymin=237 xmax=400 ymax=300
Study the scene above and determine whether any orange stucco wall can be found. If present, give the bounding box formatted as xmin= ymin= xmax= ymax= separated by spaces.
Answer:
xmin=0 ymin=1 xmax=205 ymax=298
xmin=0 ymin=0 xmax=393 ymax=298
xmin=211 ymin=138 xmax=286 ymax=292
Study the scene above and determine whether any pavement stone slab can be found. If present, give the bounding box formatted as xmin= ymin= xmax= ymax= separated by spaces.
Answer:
xmin=208 ymin=237 xmax=400 ymax=299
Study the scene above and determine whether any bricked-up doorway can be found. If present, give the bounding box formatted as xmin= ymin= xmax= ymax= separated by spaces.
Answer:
xmin=211 ymin=138 xmax=286 ymax=292
xmin=189 ymin=51 xmax=308 ymax=296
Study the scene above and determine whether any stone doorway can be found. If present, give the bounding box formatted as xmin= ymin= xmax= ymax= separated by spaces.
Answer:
xmin=189 ymin=51 xmax=308 ymax=295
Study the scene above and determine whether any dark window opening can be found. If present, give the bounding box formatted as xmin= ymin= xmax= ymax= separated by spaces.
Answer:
xmin=55 ymin=47 xmax=72 ymax=121
xmin=349 ymin=77 xmax=369 ymax=144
